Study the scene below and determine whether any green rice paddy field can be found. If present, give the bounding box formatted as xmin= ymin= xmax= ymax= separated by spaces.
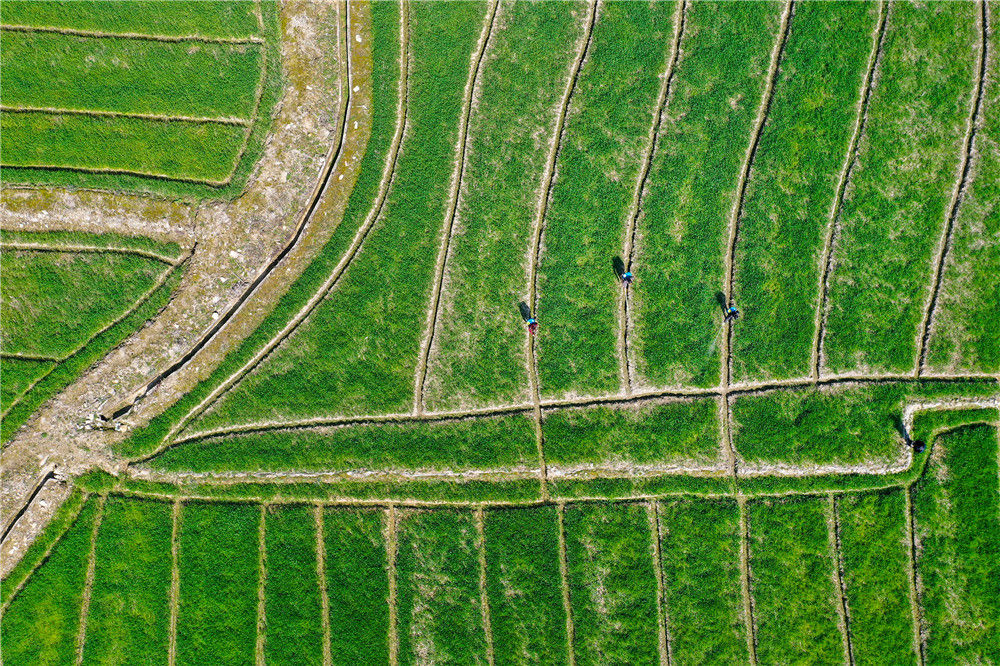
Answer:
xmin=2 ymin=0 xmax=999 ymax=663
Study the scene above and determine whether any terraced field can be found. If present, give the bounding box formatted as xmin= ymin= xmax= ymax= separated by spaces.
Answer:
xmin=2 ymin=0 xmax=999 ymax=663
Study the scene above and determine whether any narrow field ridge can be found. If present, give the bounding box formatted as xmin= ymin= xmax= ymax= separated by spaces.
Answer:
xmin=649 ymin=502 xmax=672 ymax=666
xmin=385 ymin=505 xmax=400 ymax=666
xmin=916 ymin=0 xmax=990 ymax=375
xmin=813 ymin=0 xmax=890 ymax=380
xmin=74 ymin=494 xmax=106 ymax=666
xmin=0 ymin=23 xmax=266 ymax=45
xmin=255 ymin=504 xmax=267 ymax=666
xmin=738 ymin=497 xmax=759 ymax=665
xmin=413 ymin=0 xmax=501 ymax=415
xmin=474 ymin=507 xmax=495 ymax=666
xmin=168 ymin=499 xmax=181 ymax=666
xmin=827 ymin=494 xmax=855 ymax=665
xmin=1 ymin=104 xmax=253 ymax=127
xmin=556 ymin=502 xmax=576 ymax=666
xmin=904 ymin=488 xmax=926 ymax=665
xmin=0 ymin=465 xmax=56 ymax=543
xmin=0 ymin=241 xmax=183 ymax=266
xmin=314 ymin=506 xmax=332 ymax=666
xmin=618 ymin=0 xmax=688 ymax=397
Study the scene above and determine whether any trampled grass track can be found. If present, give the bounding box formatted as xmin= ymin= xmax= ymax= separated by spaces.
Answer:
xmin=617 ymin=0 xmax=687 ymax=398
xmin=413 ymin=0 xmax=501 ymax=416
xmin=916 ymin=0 xmax=990 ymax=376
xmin=812 ymin=0 xmax=890 ymax=380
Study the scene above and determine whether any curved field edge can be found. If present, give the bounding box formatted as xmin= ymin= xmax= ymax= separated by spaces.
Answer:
xmin=114 ymin=0 xmax=402 ymax=460
xmin=0 ymin=1 xmax=281 ymax=202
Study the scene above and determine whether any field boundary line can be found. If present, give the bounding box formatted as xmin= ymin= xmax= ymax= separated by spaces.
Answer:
xmin=3 ymin=163 xmax=233 ymax=188
xmin=618 ymin=0 xmax=688 ymax=397
xmin=314 ymin=506 xmax=332 ymax=666
xmin=916 ymin=0 xmax=990 ymax=376
xmin=812 ymin=0 xmax=890 ymax=380
xmin=0 ymin=256 xmax=188 ymax=422
xmin=0 ymin=352 xmax=60 ymax=363
xmin=1 ymin=465 xmax=56 ymax=544
xmin=138 ymin=0 xmax=405 ymax=459
xmin=168 ymin=499 xmax=181 ymax=666
xmin=556 ymin=502 xmax=576 ymax=666
xmin=102 ymin=0 xmax=354 ymax=425
xmin=413 ymin=0 xmax=500 ymax=416
xmin=0 ymin=23 xmax=265 ymax=45
xmin=1 ymin=105 xmax=252 ymax=127
xmin=525 ymin=0 xmax=599 ymax=502
xmin=0 ymin=241 xmax=182 ymax=266
xmin=904 ymin=487 xmax=926 ymax=665
xmin=827 ymin=494 xmax=855 ymax=665
xmin=475 ymin=507 xmax=496 ymax=666
xmin=738 ymin=496 xmax=758 ymax=665
xmin=255 ymin=503 xmax=267 ymax=666
xmin=167 ymin=372 xmax=998 ymax=448
xmin=385 ymin=504 xmax=400 ymax=666
xmin=721 ymin=0 xmax=794 ymax=479
xmin=648 ymin=502 xmax=671 ymax=666
xmin=74 ymin=494 xmax=105 ymax=666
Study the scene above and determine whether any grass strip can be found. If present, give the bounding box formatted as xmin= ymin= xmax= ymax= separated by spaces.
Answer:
xmin=731 ymin=1 xmax=877 ymax=382
xmin=536 ymin=0 xmax=676 ymax=398
xmin=748 ymin=496 xmax=843 ymax=663
xmin=483 ymin=506 xmax=568 ymax=664
xmin=396 ymin=509 xmax=488 ymax=664
xmin=81 ymin=496 xmax=172 ymax=665
xmin=0 ymin=357 xmax=55 ymax=413
xmin=175 ymin=502 xmax=259 ymax=666
xmin=264 ymin=505 xmax=324 ymax=665
xmin=822 ymin=2 xmax=979 ymax=374
xmin=0 ymin=228 xmax=182 ymax=260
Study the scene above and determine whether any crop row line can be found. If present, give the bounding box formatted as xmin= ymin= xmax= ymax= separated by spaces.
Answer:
xmin=101 ymin=0 xmax=357 ymax=425
xmin=916 ymin=0 xmax=990 ymax=376
xmin=74 ymin=494 xmax=105 ymax=666
xmin=413 ymin=0 xmax=501 ymax=417
xmin=0 ymin=241 xmax=185 ymax=267
xmin=618 ymin=0 xmax=688 ymax=398
xmin=0 ymin=22 xmax=265 ymax=45
xmin=0 ymin=105 xmax=252 ymax=127
xmin=812 ymin=0 xmax=890 ymax=380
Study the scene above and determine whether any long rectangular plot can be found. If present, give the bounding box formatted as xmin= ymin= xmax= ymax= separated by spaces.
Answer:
xmin=821 ymin=2 xmax=979 ymax=374
xmin=0 ymin=495 xmax=98 ymax=665
xmin=731 ymin=1 xmax=877 ymax=382
xmin=913 ymin=424 xmax=1000 ymax=662
xmin=837 ymin=490 xmax=916 ymax=664
xmin=748 ymin=496 xmax=843 ymax=663
xmin=176 ymin=502 xmax=259 ymax=666
xmin=423 ymin=0 xmax=586 ymax=411
xmin=324 ymin=508 xmax=390 ymax=663
xmin=564 ymin=501 xmax=660 ymax=664
xmin=483 ymin=506 xmax=567 ymax=665
xmin=1 ymin=112 xmax=247 ymax=183
xmin=658 ymin=498 xmax=747 ymax=664
xmin=2 ymin=31 xmax=262 ymax=118
xmin=630 ymin=1 xmax=782 ymax=389
xmin=926 ymin=6 xmax=1000 ymax=374
xmin=536 ymin=0 xmax=676 ymax=398
xmin=396 ymin=509 xmax=488 ymax=665
xmin=264 ymin=506 xmax=324 ymax=666
xmin=82 ymin=496 xmax=172 ymax=666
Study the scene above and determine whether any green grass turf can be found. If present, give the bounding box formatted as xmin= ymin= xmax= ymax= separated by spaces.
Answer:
xmin=1 ymin=1 xmax=262 ymax=39
xmin=563 ymin=501 xmax=660 ymax=664
xmin=185 ymin=0 xmax=487 ymax=426
xmin=911 ymin=406 xmax=999 ymax=444
xmin=731 ymin=1 xmax=877 ymax=382
xmin=1 ymin=249 xmax=167 ymax=358
xmin=926 ymin=11 xmax=1000 ymax=374
xmin=913 ymin=424 xmax=1000 ymax=662
xmin=264 ymin=505 xmax=324 ymax=666
xmin=483 ymin=506 xmax=568 ymax=664
xmin=657 ymin=498 xmax=748 ymax=663
xmin=423 ymin=0 xmax=586 ymax=412
xmin=836 ymin=489 xmax=916 ymax=664
xmin=117 ymin=0 xmax=401 ymax=458
xmin=0 ymin=1 xmax=280 ymax=201
xmin=2 ymin=112 xmax=248 ymax=182
xmin=323 ymin=508 xmax=390 ymax=663
xmin=536 ymin=0 xmax=676 ymax=399
xmin=821 ymin=1 xmax=979 ymax=374
xmin=731 ymin=379 xmax=999 ymax=466
xmin=175 ymin=502 xmax=259 ymax=666
xmin=629 ymin=1 xmax=782 ymax=389
xmin=396 ymin=509 xmax=488 ymax=665
xmin=2 ymin=32 xmax=262 ymax=118
xmin=0 ymin=494 xmax=98 ymax=665
xmin=541 ymin=397 xmax=720 ymax=467
xmin=748 ymin=496 xmax=844 ymax=664
xmin=152 ymin=413 xmax=537 ymax=472
xmin=81 ymin=496 xmax=172 ymax=666
xmin=1 ymin=357 xmax=55 ymax=412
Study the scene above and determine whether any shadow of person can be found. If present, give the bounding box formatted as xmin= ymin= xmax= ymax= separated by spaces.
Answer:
xmin=612 ymin=256 xmax=626 ymax=280
xmin=518 ymin=301 xmax=532 ymax=322
xmin=715 ymin=291 xmax=728 ymax=312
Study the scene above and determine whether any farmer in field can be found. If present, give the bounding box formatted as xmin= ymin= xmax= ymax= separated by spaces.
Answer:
xmin=622 ymin=270 xmax=634 ymax=287
xmin=725 ymin=304 xmax=739 ymax=322
xmin=527 ymin=317 xmax=539 ymax=335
